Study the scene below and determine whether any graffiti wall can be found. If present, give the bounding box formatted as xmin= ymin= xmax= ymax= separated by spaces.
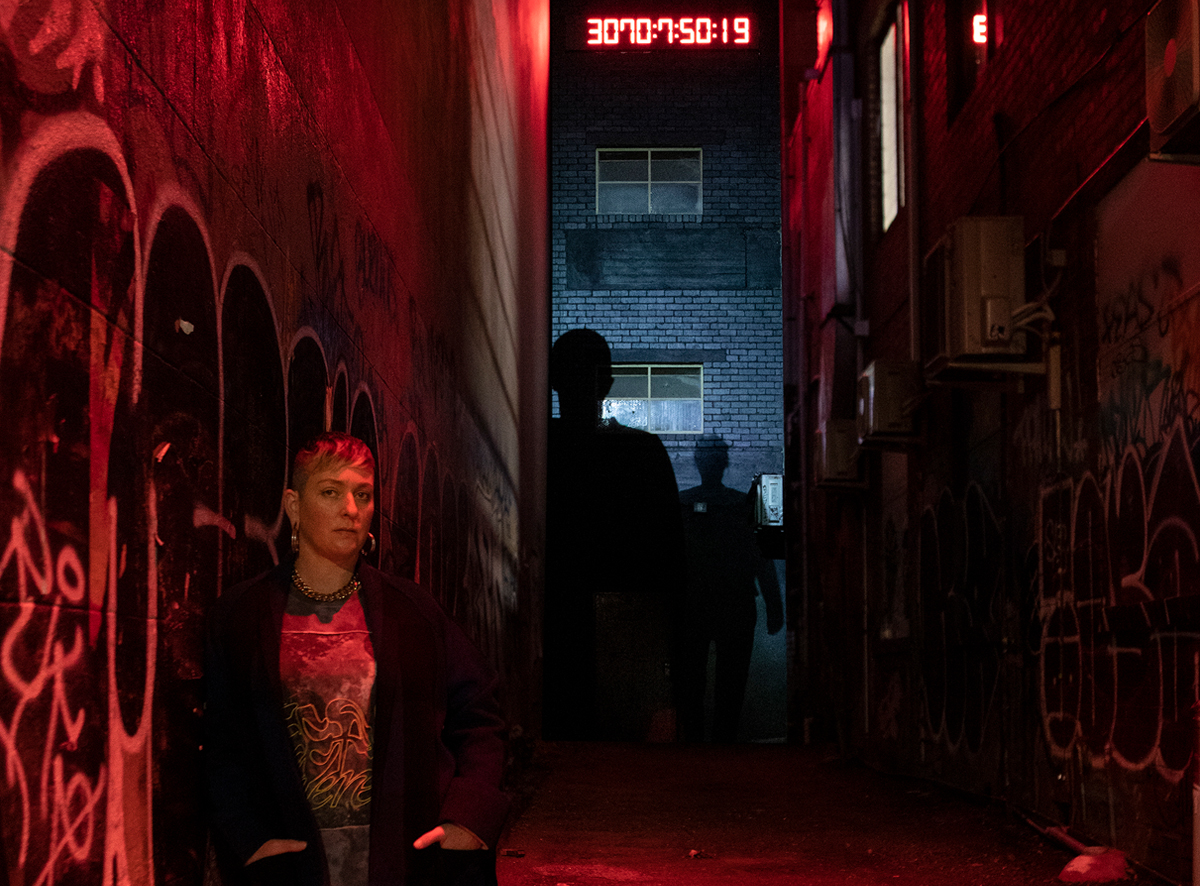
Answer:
xmin=0 ymin=0 xmax=548 ymax=883
xmin=857 ymin=160 xmax=1200 ymax=878
xmin=1035 ymin=159 xmax=1200 ymax=869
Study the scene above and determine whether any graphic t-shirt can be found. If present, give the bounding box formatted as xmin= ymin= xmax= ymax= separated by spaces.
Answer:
xmin=281 ymin=591 xmax=376 ymax=886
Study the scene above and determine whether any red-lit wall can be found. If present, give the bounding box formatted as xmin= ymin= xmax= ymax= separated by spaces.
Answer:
xmin=0 ymin=0 xmax=548 ymax=882
xmin=786 ymin=0 xmax=1200 ymax=878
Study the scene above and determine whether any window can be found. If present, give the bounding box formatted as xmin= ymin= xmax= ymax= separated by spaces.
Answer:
xmin=602 ymin=364 xmax=703 ymax=433
xmin=879 ymin=6 xmax=905 ymax=231
xmin=596 ymin=149 xmax=702 ymax=214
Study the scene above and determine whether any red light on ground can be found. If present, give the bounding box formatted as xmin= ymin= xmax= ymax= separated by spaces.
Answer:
xmin=972 ymin=14 xmax=987 ymax=44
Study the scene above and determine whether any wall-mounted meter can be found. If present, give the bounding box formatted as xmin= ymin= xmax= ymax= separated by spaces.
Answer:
xmin=752 ymin=473 xmax=784 ymax=559
xmin=755 ymin=473 xmax=783 ymax=527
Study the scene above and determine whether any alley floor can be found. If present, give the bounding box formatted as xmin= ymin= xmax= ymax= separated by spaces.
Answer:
xmin=496 ymin=742 xmax=1149 ymax=886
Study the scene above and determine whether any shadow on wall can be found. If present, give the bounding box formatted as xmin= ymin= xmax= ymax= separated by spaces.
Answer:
xmin=677 ymin=436 xmax=784 ymax=743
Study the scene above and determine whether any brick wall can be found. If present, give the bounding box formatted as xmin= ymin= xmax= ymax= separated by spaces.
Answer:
xmin=795 ymin=0 xmax=1200 ymax=877
xmin=550 ymin=0 xmax=783 ymax=490
xmin=0 ymin=1 xmax=548 ymax=881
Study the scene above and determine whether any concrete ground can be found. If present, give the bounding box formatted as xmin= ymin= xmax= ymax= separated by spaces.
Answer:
xmin=497 ymin=742 xmax=1147 ymax=886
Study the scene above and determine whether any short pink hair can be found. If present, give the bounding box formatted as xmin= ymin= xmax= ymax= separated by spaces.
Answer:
xmin=291 ymin=432 xmax=375 ymax=493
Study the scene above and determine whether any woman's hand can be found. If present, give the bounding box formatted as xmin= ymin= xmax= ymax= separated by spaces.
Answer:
xmin=246 ymin=839 xmax=308 ymax=865
xmin=413 ymin=823 xmax=485 ymax=851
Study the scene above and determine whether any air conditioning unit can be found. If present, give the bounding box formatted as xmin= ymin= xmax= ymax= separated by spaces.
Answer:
xmin=814 ymin=419 xmax=865 ymax=488
xmin=942 ymin=216 xmax=1025 ymax=361
xmin=1148 ymin=0 xmax=1200 ymax=154
xmin=858 ymin=360 xmax=921 ymax=444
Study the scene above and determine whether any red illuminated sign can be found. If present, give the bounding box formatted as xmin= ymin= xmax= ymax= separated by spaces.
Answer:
xmin=586 ymin=16 xmax=754 ymax=47
xmin=972 ymin=14 xmax=987 ymax=44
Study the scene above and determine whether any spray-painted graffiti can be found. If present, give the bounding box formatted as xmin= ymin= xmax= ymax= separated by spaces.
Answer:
xmin=355 ymin=218 xmax=397 ymax=310
xmin=0 ymin=471 xmax=101 ymax=884
xmin=1061 ymin=160 xmax=1200 ymax=784
xmin=1036 ymin=419 xmax=1200 ymax=783
xmin=1 ymin=0 xmax=108 ymax=102
xmin=0 ymin=120 xmax=157 ymax=886
xmin=1097 ymin=256 xmax=1200 ymax=468
xmin=0 ymin=6 xmax=526 ymax=885
xmin=307 ymin=181 xmax=348 ymax=310
xmin=918 ymin=485 xmax=1003 ymax=755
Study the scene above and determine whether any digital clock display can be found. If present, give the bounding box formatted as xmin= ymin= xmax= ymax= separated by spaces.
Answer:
xmin=586 ymin=16 xmax=755 ymax=47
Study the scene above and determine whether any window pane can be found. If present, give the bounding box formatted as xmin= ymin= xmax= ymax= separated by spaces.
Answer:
xmin=609 ymin=367 xmax=649 ymax=398
xmin=880 ymin=21 xmax=900 ymax=231
xmin=651 ymin=367 xmax=702 ymax=398
xmin=650 ymin=183 xmax=701 ymax=214
xmin=603 ymin=399 xmax=648 ymax=429
xmin=650 ymin=399 xmax=702 ymax=433
xmin=599 ymin=155 xmax=649 ymax=182
xmin=599 ymin=183 xmax=649 ymax=214
xmin=651 ymin=156 xmax=701 ymax=181
xmin=651 ymin=150 xmax=701 ymax=163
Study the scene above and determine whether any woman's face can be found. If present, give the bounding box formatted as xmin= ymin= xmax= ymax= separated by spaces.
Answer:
xmin=285 ymin=461 xmax=375 ymax=570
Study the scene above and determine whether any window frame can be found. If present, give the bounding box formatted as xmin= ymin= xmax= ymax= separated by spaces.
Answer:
xmin=595 ymin=148 xmax=704 ymax=215
xmin=602 ymin=363 xmax=705 ymax=434
xmin=877 ymin=4 xmax=906 ymax=233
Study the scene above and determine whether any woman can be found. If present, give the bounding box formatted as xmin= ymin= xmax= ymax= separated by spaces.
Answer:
xmin=204 ymin=432 xmax=508 ymax=885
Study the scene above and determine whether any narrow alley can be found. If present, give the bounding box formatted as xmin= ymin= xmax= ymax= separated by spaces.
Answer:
xmin=497 ymin=742 xmax=1121 ymax=886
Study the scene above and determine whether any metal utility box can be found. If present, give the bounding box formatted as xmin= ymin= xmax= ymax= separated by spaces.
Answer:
xmin=814 ymin=419 xmax=864 ymax=488
xmin=943 ymin=216 xmax=1025 ymax=359
xmin=858 ymin=359 xmax=921 ymax=444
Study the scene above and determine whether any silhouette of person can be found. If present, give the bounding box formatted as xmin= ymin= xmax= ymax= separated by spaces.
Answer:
xmin=544 ymin=329 xmax=684 ymax=740
xmin=675 ymin=436 xmax=783 ymax=743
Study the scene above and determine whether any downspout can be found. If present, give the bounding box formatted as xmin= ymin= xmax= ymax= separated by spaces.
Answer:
xmin=1194 ymin=701 xmax=1200 ymax=886
xmin=905 ymin=0 xmax=921 ymax=366
xmin=834 ymin=0 xmax=868 ymax=740
xmin=780 ymin=0 xmax=814 ymax=745
xmin=796 ymin=77 xmax=812 ymax=748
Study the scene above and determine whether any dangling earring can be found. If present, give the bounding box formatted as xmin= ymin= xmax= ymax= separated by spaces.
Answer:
xmin=363 ymin=532 xmax=376 ymax=556
xmin=291 ymin=524 xmax=300 ymax=555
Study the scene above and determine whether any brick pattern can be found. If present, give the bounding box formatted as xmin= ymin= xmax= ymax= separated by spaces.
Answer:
xmin=835 ymin=0 xmax=1174 ymax=873
xmin=918 ymin=0 xmax=1147 ymax=245
xmin=551 ymin=0 xmax=783 ymax=484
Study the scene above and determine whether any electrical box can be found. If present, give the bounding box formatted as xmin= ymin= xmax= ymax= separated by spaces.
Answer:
xmin=752 ymin=473 xmax=785 ymax=559
xmin=814 ymin=419 xmax=864 ymax=488
xmin=858 ymin=360 xmax=921 ymax=443
xmin=754 ymin=473 xmax=784 ymax=527
xmin=943 ymin=216 xmax=1025 ymax=359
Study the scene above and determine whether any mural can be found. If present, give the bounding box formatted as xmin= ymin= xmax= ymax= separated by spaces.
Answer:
xmin=0 ymin=0 xmax=543 ymax=883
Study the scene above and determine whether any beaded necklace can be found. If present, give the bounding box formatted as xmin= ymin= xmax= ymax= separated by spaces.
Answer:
xmin=291 ymin=567 xmax=360 ymax=603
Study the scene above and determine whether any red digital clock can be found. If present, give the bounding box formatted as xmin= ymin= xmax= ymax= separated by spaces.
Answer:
xmin=586 ymin=16 xmax=754 ymax=47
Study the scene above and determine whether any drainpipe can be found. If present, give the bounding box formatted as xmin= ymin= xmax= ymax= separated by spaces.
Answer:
xmin=1193 ymin=700 xmax=1200 ymax=886
xmin=905 ymin=0 xmax=921 ymax=367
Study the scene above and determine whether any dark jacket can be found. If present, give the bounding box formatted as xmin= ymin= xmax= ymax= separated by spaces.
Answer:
xmin=203 ymin=560 xmax=509 ymax=885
